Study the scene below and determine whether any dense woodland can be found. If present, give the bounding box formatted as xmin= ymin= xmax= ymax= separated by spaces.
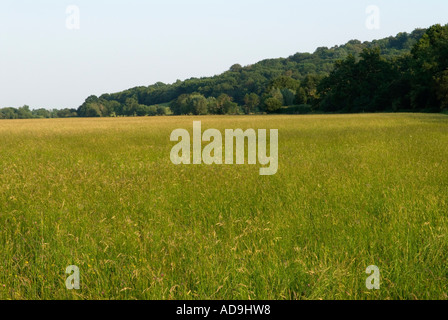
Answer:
xmin=1 ymin=24 xmax=447 ymax=119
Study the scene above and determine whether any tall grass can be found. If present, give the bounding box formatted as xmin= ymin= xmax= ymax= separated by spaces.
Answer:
xmin=0 ymin=113 xmax=447 ymax=300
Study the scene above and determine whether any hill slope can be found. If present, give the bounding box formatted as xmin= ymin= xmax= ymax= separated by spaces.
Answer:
xmin=96 ymin=29 xmax=425 ymax=109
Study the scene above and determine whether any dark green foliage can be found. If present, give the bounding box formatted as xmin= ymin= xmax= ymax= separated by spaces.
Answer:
xmin=17 ymin=105 xmax=33 ymax=119
xmin=243 ymin=93 xmax=260 ymax=114
xmin=156 ymin=105 xmax=168 ymax=116
xmin=264 ymin=97 xmax=282 ymax=113
xmin=189 ymin=94 xmax=209 ymax=115
xmin=267 ymin=75 xmax=300 ymax=91
xmin=281 ymin=89 xmax=296 ymax=106
xmin=409 ymin=24 xmax=448 ymax=111
xmin=295 ymin=87 xmax=308 ymax=105
xmin=82 ymin=27 xmax=426 ymax=117
xmin=0 ymin=106 xmax=77 ymax=119
xmin=318 ymin=49 xmax=396 ymax=113
xmin=3 ymin=26 xmax=447 ymax=118
xmin=317 ymin=24 xmax=448 ymax=113
xmin=56 ymin=108 xmax=78 ymax=118
xmin=435 ymin=70 xmax=448 ymax=111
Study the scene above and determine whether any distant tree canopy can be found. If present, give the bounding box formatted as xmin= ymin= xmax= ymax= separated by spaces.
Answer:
xmin=317 ymin=24 xmax=448 ymax=113
xmin=0 ymin=106 xmax=77 ymax=119
xmin=318 ymin=48 xmax=396 ymax=113
xmin=2 ymin=25 xmax=447 ymax=119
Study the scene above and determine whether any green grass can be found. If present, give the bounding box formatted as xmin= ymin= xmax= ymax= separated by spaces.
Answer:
xmin=0 ymin=113 xmax=447 ymax=300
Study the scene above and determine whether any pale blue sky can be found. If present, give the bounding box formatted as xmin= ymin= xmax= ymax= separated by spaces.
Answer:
xmin=0 ymin=0 xmax=447 ymax=109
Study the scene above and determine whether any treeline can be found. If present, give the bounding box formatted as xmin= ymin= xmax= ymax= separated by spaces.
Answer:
xmin=76 ymin=96 xmax=169 ymax=117
xmin=2 ymin=25 xmax=447 ymax=118
xmin=167 ymin=24 xmax=447 ymax=115
xmin=318 ymin=24 xmax=448 ymax=113
xmin=75 ymin=27 xmax=428 ymax=117
xmin=0 ymin=106 xmax=77 ymax=119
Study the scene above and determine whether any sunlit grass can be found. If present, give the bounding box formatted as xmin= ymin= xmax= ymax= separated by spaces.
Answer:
xmin=0 ymin=113 xmax=447 ymax=300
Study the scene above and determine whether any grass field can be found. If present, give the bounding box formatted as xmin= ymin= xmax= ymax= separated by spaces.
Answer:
xmin=0 ymin=113 xmax=447 ymax=300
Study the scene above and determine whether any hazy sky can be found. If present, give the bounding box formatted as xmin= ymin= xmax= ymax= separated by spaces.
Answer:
xmin=1 ymin=0 xmax=447 ymax=109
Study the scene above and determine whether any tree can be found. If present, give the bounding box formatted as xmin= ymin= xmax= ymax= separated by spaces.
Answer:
xmin=106 ymin=100 xmax=122 ymax=115
xmin=222 ymin=100 xmax=240 ymax=114
xmin=170 ymin=94 xmax=190 ymax=115
xmin=317 ymin=48 xmax=395 ymax=112
xmin=156 ymin=105 xmax=168 ymax=115
xmin=301 ymin=74 xmax=323 ymax=105
xmin=268 ymin=76 xmax=300 ymax=92
xmin=230 ymin=64 xmax=243 ymax=72
xmin=410 ymin=24 xmax=448 ymax=111
xmin=435 ymin=69 xmax=448 ymax=111
xmin=147 ymin=105 xmax=158 ymax=116
xmin=79 ymin=103 xmax=102 ymax=117
xmin=17 ymin=105 xmax=33 ymax=119
xmin=243 ymin=93 xmax=260 ymax=114
xmin=262 ymin=87 xmax=283 ymax=113
xmin=295 ymin=87 xmax=308 ymax=105
xmin=216 ymin=94 xmax=233 ymax=114
xmin=281 ymin=89 xmax=296 ymax=106
xmin=0 ymin=108 xmax=18 ymax=119
xmin=77 ymin=95 xmax=109 ymax=117
xmin=207 ymin=97 xmax=219 ymax=114
xmin=57 ymin=108 xmax=77 ymax=118
xmin=32 ymin=108 xmax=51 ymax=118
xmin=188 ymin=94 xmax=208 ymax=115
xmin=264 ymin=97 xmax=282 ymax=112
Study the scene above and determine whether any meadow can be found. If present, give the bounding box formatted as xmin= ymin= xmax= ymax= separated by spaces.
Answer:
xmin=0 ymin=113 xmax=447 ymax=300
